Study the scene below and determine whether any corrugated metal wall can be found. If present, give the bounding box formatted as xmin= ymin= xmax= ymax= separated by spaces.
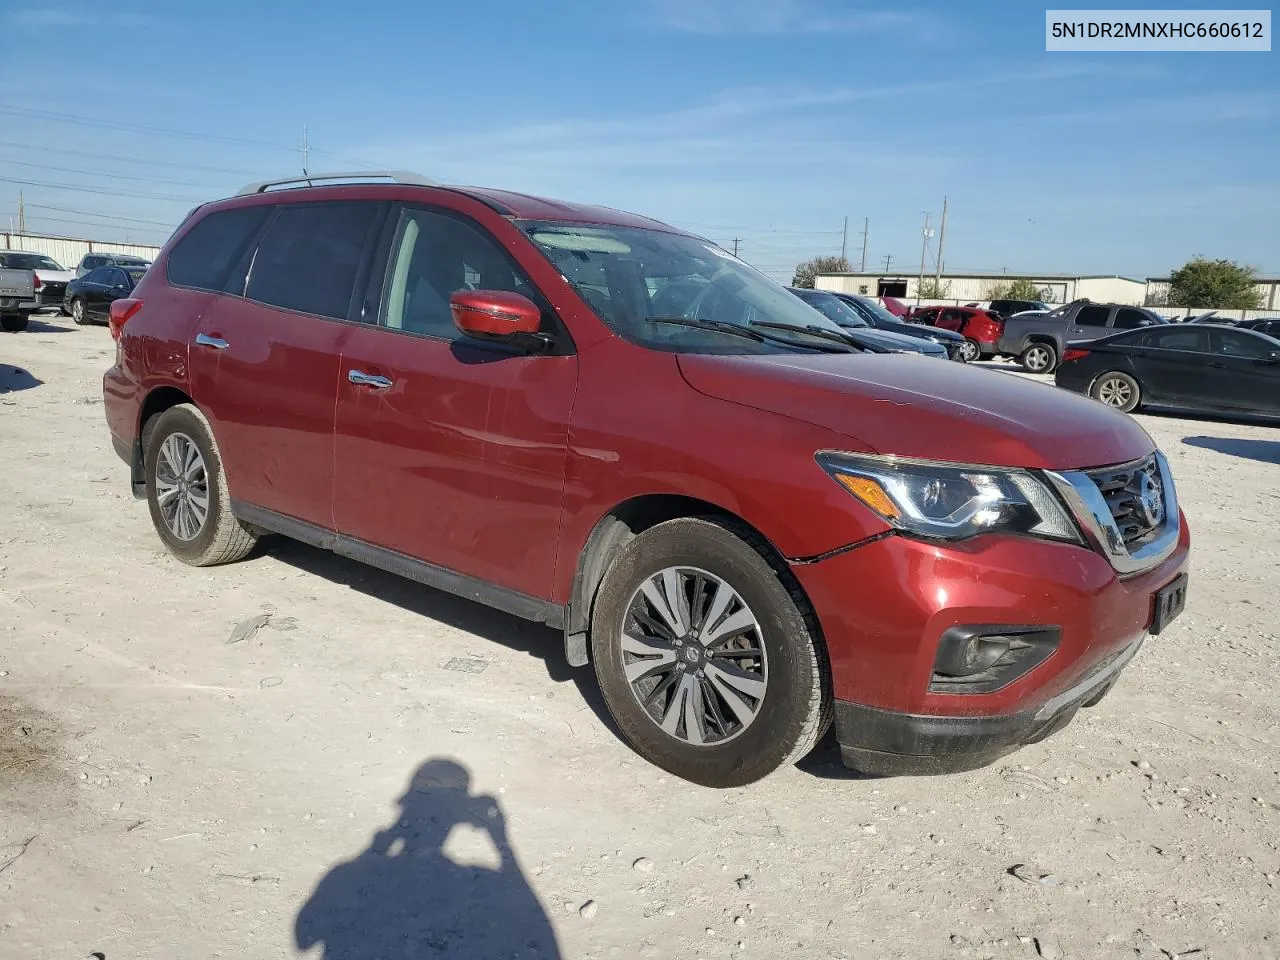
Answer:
xmin=0 ymin=232 xmax=163 ymax=270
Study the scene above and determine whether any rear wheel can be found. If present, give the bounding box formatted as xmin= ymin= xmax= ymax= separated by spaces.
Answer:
xmin=590 ymin=517 xmax=830 ymax=788
xmin=0 ymin=314 xmax=29 ymax=333
xmin=959 ymin=339 xmax=981 ymax=362
xmin=1021 ymin=342 xmax=1058 ymax=374
xmin=70 ymin=298 xmax=86 ymax=325
xmin=144 ymin=404 xmax=257 ymax=566
xmin=1091 ymin=371 xmax=1141 ymax=413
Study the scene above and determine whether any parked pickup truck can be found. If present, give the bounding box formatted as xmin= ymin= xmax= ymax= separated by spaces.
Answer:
xmin=0 ymin=265 xmax=37 ymax=332
xmin=997 ymin=299 xmax=1168 ymax=374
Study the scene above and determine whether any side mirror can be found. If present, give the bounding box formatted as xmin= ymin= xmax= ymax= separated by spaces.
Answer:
xmin=450 ymin=289 xmax=543 ymax=343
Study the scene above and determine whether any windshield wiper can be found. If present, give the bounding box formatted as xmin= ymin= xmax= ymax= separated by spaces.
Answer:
xmin=644 ymin=316 xmax=765 ymax=342
xmin=749 ymin=321 xmax=861 ymax=352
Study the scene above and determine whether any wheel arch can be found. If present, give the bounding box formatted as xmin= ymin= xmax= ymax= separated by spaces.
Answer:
xmin=131 ymin=385 xmax=197 ymax=495
xmin=562 ymin=494 xmax=822 ymax=667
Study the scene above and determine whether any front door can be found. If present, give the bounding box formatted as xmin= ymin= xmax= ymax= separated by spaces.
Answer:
xmin=333 ymin=205 xmax=577 ymax=600
xmin=1134 ymin=326 xmax=1212 ymax=405
xmin=1208 ymin=328 xmax=1280 ymax=415
xmin=1069 ymin=303 xmax=1112 ymax=341
xmin=190 ymin=200 xmax=383 ymax=527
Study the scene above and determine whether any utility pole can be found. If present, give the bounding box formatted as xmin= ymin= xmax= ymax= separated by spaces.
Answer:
xmin=16 ymin=190 xmax=25 ymax=234
xmin=840 ymin=216 xmax=848 ymax=261
xmin=302 ymin=124 xmax=310 ymax=176
xmin=882 ymin=253 xmax=893 ymax=274
xmin=860 ymin=217 xmax=869 ymax=272
xmin=916 ymin=212 xmax=934 ymax=307
xmin=729 ymin=238 xmax=742 ymax=257
xmin=934 ymin=197 xmax=948 ymax=286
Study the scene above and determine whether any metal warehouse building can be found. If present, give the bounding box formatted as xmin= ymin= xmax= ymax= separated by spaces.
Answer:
xmin=815 ymin=271 xmax=1147 ymax=305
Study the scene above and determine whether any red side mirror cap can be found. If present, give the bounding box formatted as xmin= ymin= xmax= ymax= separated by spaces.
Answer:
xmin=449 ymin=290 xmax=541 ymax=339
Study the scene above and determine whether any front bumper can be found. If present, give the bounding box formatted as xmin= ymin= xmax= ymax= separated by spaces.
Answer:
xmin=834 ymin=635 xmax=1142 ymax=775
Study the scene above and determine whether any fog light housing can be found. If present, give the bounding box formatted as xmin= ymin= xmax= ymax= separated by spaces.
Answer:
xmin=929 ymin=625 xmax=1060 ymax=694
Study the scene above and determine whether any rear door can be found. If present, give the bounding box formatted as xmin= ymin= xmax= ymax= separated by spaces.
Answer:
xmin=937 ymin=308 xmax=967 ymax=332
xmin=1207 ymin=328 xmax=1280 ymax=414
xmin=1069 ymin=304 xmax=1112 ymax=341
xmin=332 ymin=203 xmax=577 ymax=598
xmin=190 ymin=200 xmax=384 ymax=528
xmin=1133 ymin=326 xmax=1212 ymax=405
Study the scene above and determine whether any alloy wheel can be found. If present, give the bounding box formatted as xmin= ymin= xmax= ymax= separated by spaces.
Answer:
xmin=154 ymin=432 xmax=210 ymax=541
xmin=1097 ymin=376 xmax=1134 ymax=408
xmin=71 ymin=300 xmax=84 ymax=324
xmin=960 ymin=340 xmax=980 ymax=362
xmin=620 ymin=566 xmax=767 ymax=746
xmin=1024 ymin=346 xmax=1052 ymax=372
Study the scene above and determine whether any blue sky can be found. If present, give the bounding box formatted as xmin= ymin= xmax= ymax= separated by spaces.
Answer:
xmin=0 ymin=0 xmax=1275 ymax=280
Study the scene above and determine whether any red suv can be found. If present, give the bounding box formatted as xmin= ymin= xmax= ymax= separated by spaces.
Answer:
xmin=916 ymin=306 xmax=1005 ymax=362
xmin=102 ymin=174 xmax=1190 ymax=787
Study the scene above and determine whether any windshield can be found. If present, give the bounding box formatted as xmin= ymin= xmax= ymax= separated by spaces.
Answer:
xmin=847 ymin=295 xmax=899 ymax=325
xmin=796 ymin=291 xmax=870 ymax=327
xmin=1 ymin=253 xmax=63 ymax=271
xmin=115 ymin=256 xmax=149 ymax=266
xmin=519 ymin=222 xmax=854 ymax=353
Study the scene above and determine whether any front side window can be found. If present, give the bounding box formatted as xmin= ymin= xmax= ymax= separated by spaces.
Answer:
xmin=1148 ymin=327 xmax=1208 ymax=352
xmin=246 ymin=202 xmax=378 ymax=320
xmin=84 ymin=268 xmax=112 ymax=284
xmin=168 ymin=205 xmax=272 ymax=292
xmin=520 ymin=222 xmax=852 ymax=354
xmin=381 ymin=208 xmax=544 ymax=340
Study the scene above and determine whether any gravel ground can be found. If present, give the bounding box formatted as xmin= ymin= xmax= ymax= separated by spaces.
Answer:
xmin=2 ymin=315 xmax=1278 ymax=960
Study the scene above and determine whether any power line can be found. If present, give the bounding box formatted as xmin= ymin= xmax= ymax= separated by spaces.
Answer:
xmin=12 ymin=213 xmax=171 ymax=238
xmin=0 ymin=176 xmax=204 ymax=203
xmin=0 ymin=155 xmax=220 ymax=188
xmin=27 ymin=203 xmax=178 ymax=228
xmin=0 ymin=104 xmax=292 ymax=152
xmin=0 ymin=139 xmax=260 ymax=176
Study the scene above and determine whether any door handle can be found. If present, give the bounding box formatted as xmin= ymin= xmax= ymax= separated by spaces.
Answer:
xmin=194 ymin=333 xmax=229 ymax=350
xmin=1208 ymin=361 xmax=1225 ymax=369
xmin=347 ymin=369 xmax=393 ymax=389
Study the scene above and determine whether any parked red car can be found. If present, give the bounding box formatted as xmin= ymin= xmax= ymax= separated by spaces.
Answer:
xmin=102 ymin=174 xmax=1189 ymax=787
xmin=914 ymin=305 xmax=1005 ymax=362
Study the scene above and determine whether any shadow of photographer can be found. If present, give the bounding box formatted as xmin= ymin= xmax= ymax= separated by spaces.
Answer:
xmin=295 ymin=758 xmax=560 ymax=959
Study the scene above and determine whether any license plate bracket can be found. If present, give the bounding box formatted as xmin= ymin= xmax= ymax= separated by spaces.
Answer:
xmin=1151 ymin=573 xmax=1188 ymax=635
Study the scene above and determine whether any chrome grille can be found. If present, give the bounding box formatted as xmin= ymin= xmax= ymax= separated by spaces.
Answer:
xmin=1085 ymin=455 xmax=1165 ymax=548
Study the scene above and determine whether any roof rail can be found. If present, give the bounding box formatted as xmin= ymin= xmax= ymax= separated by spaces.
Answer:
xmin=235 ymin=171 xmax=438 ymax=196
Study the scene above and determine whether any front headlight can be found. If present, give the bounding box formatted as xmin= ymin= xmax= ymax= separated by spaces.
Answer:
xmin=816 ymin=452 xmax=1082 ymax=543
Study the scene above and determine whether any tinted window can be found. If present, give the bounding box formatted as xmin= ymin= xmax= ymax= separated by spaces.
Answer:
xmin=797 ymin=292 xmax=868 ymax=327
xmin=382 ymin=207 xmax=542 ymax=340
xmin=1114 ymin=308 xmax=1150 ymax=329
xmin=168 ymin=205 xmax=271 ymax=292
xmin=105 ymin=269 xmax=127 ymax=287
xmin=1146 ymin=327 xmax=1207 ymax=351
xmin=247 ymin=202 xmax=378 ymax=320
xmin=84 ymin=268 xmax=113 ymax=284
xmin=1075 ymin=305 xmax=1111 ymax=327
xmin=1214 ymin=330 xmax=1275 ymax=359
xmin=82 ymin=256 xmax=104 ymax=269
xmin=125 ymin=268 xmax=147 ymax=285
xmin=0 ymin=253 xmax=63 ymax=270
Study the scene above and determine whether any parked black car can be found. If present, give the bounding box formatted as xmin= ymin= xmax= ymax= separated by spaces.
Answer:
xmin=1055 ymin=323 xmax=1280 ymax=416
xmin=788 ymin=288 xmax=948 ymax=358
xmin=64 ymin=266 xmax=146 ymax=325
xmin=830 ymin=292 xmax=967 ymax=360
xmin=1237 ymin=317 xmax=1280 ymax=338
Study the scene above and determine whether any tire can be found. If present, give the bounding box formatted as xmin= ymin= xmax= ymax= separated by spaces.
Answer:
xmin=1090 ymin=371 xmax=1141 ymax=413
xmin=959 ymin=339 xmax=981 ymax=363
xmin=59 ymin=304 xmax=70 ymax=317
xmin=144 ymin=403 xmax=257 ymax=566
xmin=1 ymin=314 xmax=29 ymax=333
xmin=590 ymin=517 xmax=830 ymax=788
xmin=70 ymin=298 xmax=86 ymax=325
xmin=1021 ymin=342 xmax=1057 ymax=374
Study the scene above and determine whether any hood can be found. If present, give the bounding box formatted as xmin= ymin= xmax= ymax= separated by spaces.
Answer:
xmin=34 ymin=268 xmax=75 ymax=283
xmin=676 ymin=352 xmax=1154 ymax=470
xmin=886 ymin=322 xmax=963 ymax=343
xmin=842 ymin=326 xmax=943 ymax=354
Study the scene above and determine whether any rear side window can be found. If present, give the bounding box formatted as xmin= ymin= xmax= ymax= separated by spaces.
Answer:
xmin=247 ymin=202 xmax=379 ymax=321
xmin=1147 ymin=327 xmax=1207 ymax=351
xmin=1114 ymin=308 xmax=1150 ymax=329
xmin=168 ymin=206 xmax=271 ymax=292
xmin=1075 ymin=305 xmax=1111 ymax=327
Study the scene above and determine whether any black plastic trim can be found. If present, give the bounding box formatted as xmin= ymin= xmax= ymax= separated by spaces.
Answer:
xmin=231 ymin=501 xmax=566 ymax=630
xmin=929 ymin=624 xmax=1060 ymax=694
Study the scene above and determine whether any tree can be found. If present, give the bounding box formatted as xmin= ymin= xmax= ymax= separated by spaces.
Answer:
xmin=1166 ymin=257 xmax=1263 ymax=309
xmin=988 ymin=277 xmax=1048 ymax=301
xmin=915 ymin=278 xmax=951 ymax=299
xmin=792 ymin=255 xmax=851 ymax=289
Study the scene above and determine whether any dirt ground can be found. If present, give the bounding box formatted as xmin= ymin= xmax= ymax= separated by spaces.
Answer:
xmin=2 ymin=313 xmax=1278 ymax=960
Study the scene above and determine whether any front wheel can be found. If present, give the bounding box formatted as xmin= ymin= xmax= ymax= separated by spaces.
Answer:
xmin=70 ymin=298 xmax=86 ymax=325
xmin=590 ymin=517 xmax=830 ymax=788
xmin=144 ymin=403 xmax=258 ymax=566
xmin=1021 ymin=342 xmax=1058 ymax=374
xmin=959 ymin=339 xmax=981 ymax=362
xmin=1091 ymin=371 xmax=1141 ymax=413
